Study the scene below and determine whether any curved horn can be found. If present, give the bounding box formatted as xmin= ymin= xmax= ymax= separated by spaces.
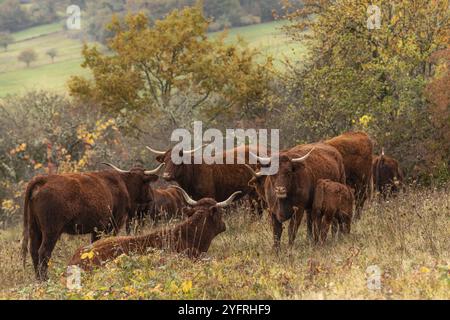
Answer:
xmin=172 ymin=186 xmax=198 ymax=206
xmin=144 ymin=163 xmax=165 ymax=175
xmin=146 ymin=145 xmax=167 ymax=156
xmin=249 ymin=151 xmax=271 ymax=165
xmin=244 ymin=164 xmax=262 ymax=178
xmin=183 ymin=143 xmax=207 ymax=155
xmin=291 ymin=147 xmax=315 ymax=163
xmin=101 ymin=162 xmax=130 ymax=173
xmin=216 ymin=191 xmax=242 ymax=208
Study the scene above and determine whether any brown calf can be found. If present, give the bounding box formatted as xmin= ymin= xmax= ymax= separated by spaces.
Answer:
xmin=312 ymin=179 xmax=355 ymax=243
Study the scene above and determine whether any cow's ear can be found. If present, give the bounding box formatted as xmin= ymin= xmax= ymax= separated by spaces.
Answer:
xmin=292 ymin=162 xmax=305 ymax=171
xmin=156 ymin=155 xmax=164 ymax=163
xmin=209 ymin=206 xmax=221 ymax=222
xmin=209 ymin=206 xmax=219 ymax=215
xmin=144 ymin=175 xmax=159 ymax=183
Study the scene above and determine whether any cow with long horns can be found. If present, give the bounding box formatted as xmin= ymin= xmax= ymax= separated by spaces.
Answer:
xmin=146 ymin=144 xmax=267 ymax=214
xmin=245 ymin=143 xmax=346 ymax=250
xmin=21 ymin=163 xmax=164 ymax=281
xmin=68 ymin=187 xmax=241 ymax=271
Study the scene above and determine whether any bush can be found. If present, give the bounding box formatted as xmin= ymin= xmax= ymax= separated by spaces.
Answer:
xmin=0 ymin=91 xmax=137 ymax=227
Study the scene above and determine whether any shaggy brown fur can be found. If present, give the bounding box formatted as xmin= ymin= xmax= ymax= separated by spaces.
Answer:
xmin=22 ymin=167 xmax=159 ymax=281
xmin=325 ymin=131 xmax=373 ymax=219
xmin=312 ymin=179 xmax=355 ymax=243
xmin=68 ymin=198 xmax=227 ymax=271
xmin=372 ymin=151 xmax=404 ymax=199
xmin=127 ymin=186 xmax=187 ymax=234
xmin=151 ymin=145 xmax=268 ymax=214
xmin=246 ymin=143 xmax=346 ymax=249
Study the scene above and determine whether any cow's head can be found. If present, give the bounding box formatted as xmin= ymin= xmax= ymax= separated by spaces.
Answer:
xmin=250 ymin=148 xmax=315 ymax=199
xmin=102 ymin=163 xmax=164 ymax=204
xmin=249 ymin=148 xmax=314 ymax=222
xmin=244 ymin=164 xmax=267 ymax=204
xmin=176 ymin=186 xmax=241 ymax=236
xmin=146 ymin=145 xmax=203 ymax=181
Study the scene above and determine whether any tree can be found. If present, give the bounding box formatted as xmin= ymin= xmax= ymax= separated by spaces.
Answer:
xmin=0 ymin=33 xmax=14 ymax=52
xmin=18 ymin=49 xmax=38 ymax=68
xmin=46 ymin=48 xmax=58 ymax=63
xmin=68 ymin=7 xmax=273 ymax=133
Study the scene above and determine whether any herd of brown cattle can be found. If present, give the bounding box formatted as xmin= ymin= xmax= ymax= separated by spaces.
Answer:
xmin=21 ymin=131 xmax=404 ymax=281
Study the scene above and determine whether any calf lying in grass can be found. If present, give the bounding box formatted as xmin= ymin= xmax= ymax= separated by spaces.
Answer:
xmin=68 ymin=187 xmax=241 ymax=271
xmin=312 ymin=179 xmax=355 ymax=243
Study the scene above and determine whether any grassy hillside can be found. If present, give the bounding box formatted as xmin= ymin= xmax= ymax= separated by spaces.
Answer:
xmin=0 ymin=21 xmax=304 ymax=97
xmin=0 ymin=22 xmax=91 ymax=97
xmin=0 ymin=187 xmax=448 ymax=299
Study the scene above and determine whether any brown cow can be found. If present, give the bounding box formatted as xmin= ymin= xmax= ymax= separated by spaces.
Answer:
xmin=325 ymin=131 xmax=373 ymax=219
xmin=68 ymin=187 xmax=241 ymax=271
xmin=127 ymin=186 xmax=187 ymax=233
xmin=246 ymin=143 xmax=346 ymax=250
xmin=21 ymin=163 xmax=163 ymax=281
xmin=146 ymin=144 xmax=267 ymax=214
xmin=372 ymin=148 xmax=404 ymax=199
xmin=311 ymin=179 xmax=355 ymax=244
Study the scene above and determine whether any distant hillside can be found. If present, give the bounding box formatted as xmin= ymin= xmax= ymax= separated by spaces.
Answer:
xmin=0 ymin=20 xmax=307 ymax=97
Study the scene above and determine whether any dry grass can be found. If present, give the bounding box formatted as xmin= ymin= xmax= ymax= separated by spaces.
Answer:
xmin=0 ymin=187 xmax=448 ymax=300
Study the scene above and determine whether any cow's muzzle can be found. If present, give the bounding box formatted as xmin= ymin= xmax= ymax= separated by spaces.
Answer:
xmin=275 ymin=186 xmax=287 ymax=199
xmin=162 ymin=172 xmax=173 ymax=181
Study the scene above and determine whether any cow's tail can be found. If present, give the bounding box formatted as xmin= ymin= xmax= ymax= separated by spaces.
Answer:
xmin=21 ymin=177 xmax=45 ymax=268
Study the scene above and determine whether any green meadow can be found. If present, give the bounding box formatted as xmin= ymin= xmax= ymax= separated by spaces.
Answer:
xmin=0 ymin=20 xmax=305 ymax=97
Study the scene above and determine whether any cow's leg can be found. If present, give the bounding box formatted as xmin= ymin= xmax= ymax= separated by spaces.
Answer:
xmin=125 ymin=215 xmax=133 ymax=235
xmin=331 ymin=218 xmax=339 ymax=239
xmin=306 ymin=210 xmax=313 ymax=241
xmin=37 ymin=232 xmax=59 ymax=281
xmin=342 ymin=213 xmax=352 ymax=234
xmin=320 ymin=211 xmax=333 ymax=243
xmin=354 ymin=185 xmax=368 ymax=220
xmin=271 ymin=214 xmax=283 ymax=252
xmin=288 ymin=207 xmax=304 ymax=246
xmin=29 ymin=220 xmax=42 ymax=278
xmin=311 ymin=209 xmax=321 ymax=244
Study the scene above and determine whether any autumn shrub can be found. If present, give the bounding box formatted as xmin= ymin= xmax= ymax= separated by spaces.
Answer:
xmin=0 ymin=91 xmax=151 ymax=227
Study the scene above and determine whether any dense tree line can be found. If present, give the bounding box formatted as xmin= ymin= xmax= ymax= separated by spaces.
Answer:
xmin=0 ymin=0 xmax=59 ymax=32
xmin=81 ymin=0 xmax=283 ymax=42
xmin=0 ymin=0 xmax=283 ymax=40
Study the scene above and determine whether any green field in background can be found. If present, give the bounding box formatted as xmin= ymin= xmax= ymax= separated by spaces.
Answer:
xmin=0 ymin=20 xmax=306 ymax=97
